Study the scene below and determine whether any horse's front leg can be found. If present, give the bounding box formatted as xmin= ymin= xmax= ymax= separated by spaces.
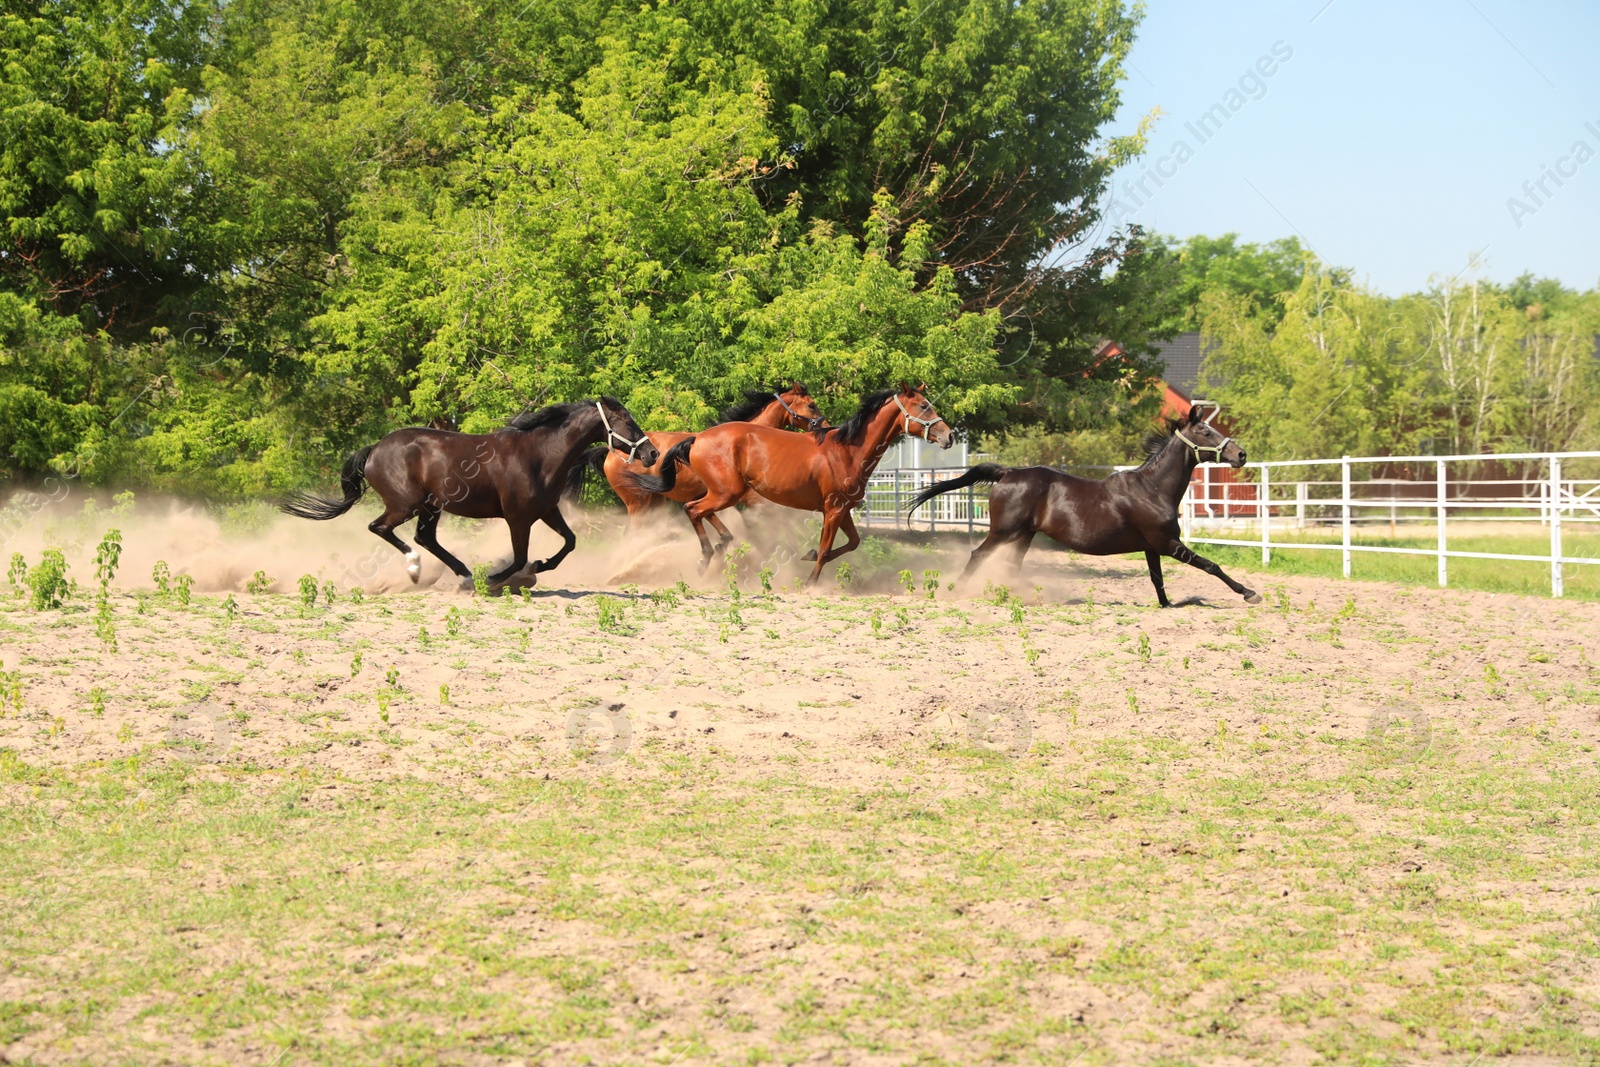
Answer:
xmin=819 ymin=509 xmax=862 ymax=564
xmin=490 ymin=518 xmax=532 ymax=583
xmin=1166 ymin=539 xmax=1261 ymax=604
xmin=531 ymin=507 xmax=578 ymax=575
xmin=805 ymin=510 xmax=843 ymax=585
xmin=1145 ymin=549 xmax=1172 ymax=608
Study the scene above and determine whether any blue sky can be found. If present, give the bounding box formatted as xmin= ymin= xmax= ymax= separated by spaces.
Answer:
xmin=1103 ymin=0 xmax=1600 ymax=295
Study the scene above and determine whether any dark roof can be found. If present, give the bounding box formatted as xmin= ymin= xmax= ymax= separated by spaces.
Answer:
xmin=1151 ymin=331 xmax=1223 ymax=397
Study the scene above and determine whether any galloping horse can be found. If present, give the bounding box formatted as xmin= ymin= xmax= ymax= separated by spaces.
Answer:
xmin=657 ymin=384 xmax=953 ymax=583
xmin=906 ymin=405 xmax=1261 ymax=605
xmin=573 ymin=384 xmax=825 ymax=542
xmin=280 ymin=398 xmax=661 ymax=586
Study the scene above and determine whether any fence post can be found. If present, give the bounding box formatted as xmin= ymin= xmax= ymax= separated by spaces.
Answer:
xmin=1436 ymin=459 xmax=1447 ymax=588
xmin=1203 ymin=464 xmax=1212 ymax=517
xmin=1296 ymin=481 xmax=1306 ymax=528
xmin=966 ymin=484 xmax=974 ymax=537
xmin=1341 ymin=456 xmax=1352 ymax=579
xmin=893 ymin=468 xmax=901 ymax=530
xmin=1551 ymin=455 xmax=1564 ymax=598
xmin=1260 ymin=465 xmax=1271 ymax=565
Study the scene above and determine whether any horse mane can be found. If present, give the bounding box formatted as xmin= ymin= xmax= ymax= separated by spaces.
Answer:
xmin=713 ymin=387 xmax=789 ymax=426
xmin=821 ymin=389 xmax=895 ymax=446
xmin=1137 ymin=418 xmax=1183 ymax=467
xmin=507 ymin=396 xmax=619 ymax=432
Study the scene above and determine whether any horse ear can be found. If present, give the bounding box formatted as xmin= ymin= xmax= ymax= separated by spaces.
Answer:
xmin=897 ymin=380 xmax=910 ymax=393
xmin=916 ymin=382 xmax=928 ymax=393
xmin=1186 ymin=405 xmax=1202 ymax=426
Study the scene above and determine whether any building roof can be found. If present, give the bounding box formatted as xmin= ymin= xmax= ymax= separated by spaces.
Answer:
xmin=1150 ymin=331 xmax=1217 ymax=397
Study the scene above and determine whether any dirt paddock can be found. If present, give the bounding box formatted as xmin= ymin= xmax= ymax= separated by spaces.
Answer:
xmin=3 ymin=503 xmax=1600 ymax=1064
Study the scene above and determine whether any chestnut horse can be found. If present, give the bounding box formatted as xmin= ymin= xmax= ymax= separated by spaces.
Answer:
xmin=905 ymin=405 xmax=1261 ymax=606
xmin=280 ymin=398 xmax=661 ymax=586
xmin=656 ymin=385 xmax=953 ymax=583
xmin=573 ymin=384 xmax=825 ymax=541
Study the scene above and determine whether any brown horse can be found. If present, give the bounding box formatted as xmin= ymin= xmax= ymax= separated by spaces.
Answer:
xmin=280 ymin=397 xmax=661 ymax=586
xmin=574 ymin=384 xmax=825 ymax=543
xmin=656 ymin=385 xmax=953 ymax=583
xmin=905 ymin=405 xmax=1261 ymax=606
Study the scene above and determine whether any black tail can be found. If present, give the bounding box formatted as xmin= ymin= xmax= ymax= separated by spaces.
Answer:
xmin=279 ymin=445 xmax=374 ymax=520
xmin=905 ymin=463 xmax=1009 ymax=515
xmin=629 ymin=437 xmax=692 ymax=495
xmin=565 ymin=445 xmax=611 ymax=499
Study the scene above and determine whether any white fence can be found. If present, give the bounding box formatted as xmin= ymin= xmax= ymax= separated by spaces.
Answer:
xmin=857 ymin=451 xmax=1600 ymax=597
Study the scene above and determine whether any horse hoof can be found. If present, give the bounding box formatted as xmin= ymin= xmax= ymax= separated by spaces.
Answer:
xmin=800 ymin=550 xmax=817 ymax=562
xmin=405 ymin=552 xmax=421 ymax=581
xmin=1244 ymin=591 xmax=1262 ymax=604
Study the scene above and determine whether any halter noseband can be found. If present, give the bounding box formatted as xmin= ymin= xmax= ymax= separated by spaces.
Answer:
xmin=894 ymin=394 xmax=942 ymax=437
xmin=595 ymin=401 xmax=648 ymax=463
xmin=773 ymin=392 xmax=823 ymax=431
xmin=1174 ymin=427 xmax=1233 ymax=463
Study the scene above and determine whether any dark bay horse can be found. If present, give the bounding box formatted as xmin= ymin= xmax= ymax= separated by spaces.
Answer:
xmin=907 ymin=405 xmax=1261 ymax=605
xmin=574 ymin=384 xmax=826 ymax=540
xmin=658 ymin=385 xmax=953 ymax=583
xmin=280 ymin=398 xmax=661 ymax=586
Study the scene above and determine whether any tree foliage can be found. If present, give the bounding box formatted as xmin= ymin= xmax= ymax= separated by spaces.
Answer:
xmin=1 ymin=0 xmax=1156 ymax=493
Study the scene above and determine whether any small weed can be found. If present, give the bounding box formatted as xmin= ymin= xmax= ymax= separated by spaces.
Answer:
xmin=445 ymin=606 xmax=463 ymax=638
xmin=419 ymin=627 xmax=431 ymax=648
xmin=221 ymin=593 xmax=238 ymax=624
xmin=1 ymin=669 xmax=22 ymax=714
xmin=836 ymin=562 xmax=854 ymax=590
xmin=322 ymin=581 xmax=337 ymax=608
xmin=116 ymin=722 xmax=133 ymax=744
xmin=898 ymin=569 xmax=915 ymax=595
xmin=246 ymin=570 xmax=273 ymax=594
xmin=385 ymin=666 xmax=400 ymax=689
xmin=151 ymin=560 xmax=170 ymax=597
xmin=297 ymin=575 xmax=317 ymax=614
xmin=597 ymin=596 xmax=632 ymax=635
xmin=28 ymin=549 xmax=70 ymax=610
xmin=923 ymin=569 xmax=940 ymax=599
xmin=439 ymin=684 xmax=450 ymax=706
xmin=377 ymin=692 xmax=391 ymax=725
xmin=1137 ymin=633 xmax=1152 ymax=663
xmin=93 ymin=529 xmax=122 ymax=586
xmin=473 ymin=563 xmax=490 ymax=598
xmin=350 ymin=651 xmax=363 ymax=678
xmin=88 ymin=687 xmax=106 ymax=717
xmin=1126 ymin=687 xmax=1139 ymax=714
xmin=7 ymin=552 xmax=27 ymax=595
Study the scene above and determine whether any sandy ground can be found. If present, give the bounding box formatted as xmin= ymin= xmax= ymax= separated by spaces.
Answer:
xmin=4 ymin=498 xmax=1600 ymax=1064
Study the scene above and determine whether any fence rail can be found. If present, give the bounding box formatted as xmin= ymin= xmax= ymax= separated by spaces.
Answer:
xmin=857 ymin=451 xmax=1600 ymax=597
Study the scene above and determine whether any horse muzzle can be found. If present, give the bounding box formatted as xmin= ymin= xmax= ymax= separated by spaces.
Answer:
xmin=636 ymin=443 xmax=662 ymax=468
xmin=1227 ymin=445 xmax=1247 ymax=469
xmin=930 ymin=423 xmax=955 ymax=449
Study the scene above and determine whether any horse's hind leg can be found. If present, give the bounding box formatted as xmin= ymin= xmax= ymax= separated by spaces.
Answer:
xmin=1166 ymin=539 xmax=1261 ymax=604
xmin=1145 ymin=549 xmax=1172 ymax=608
xmin=960 ymin=527 xmax=1020 ymax=585
xmin=415 ymin=506 xmax=473 ymax=579
xmin=706 ymin=512 xmax=737 ymax=552
xmin=1007 ymin=531 xmax=1036 ymax=575
xmin=368 ymin=509 xmax=419 ymax=580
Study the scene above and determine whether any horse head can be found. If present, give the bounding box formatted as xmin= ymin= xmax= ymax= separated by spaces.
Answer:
xmin=1176 ymin=404 xmax=1245 ymax=468
xmin=895 ymin=383 xmax=955 ymax=449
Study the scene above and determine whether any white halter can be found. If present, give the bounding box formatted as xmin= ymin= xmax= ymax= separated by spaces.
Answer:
xmin=595 ymin=401 xmax=648 ymax=463
xmin=894 ymin=393 xmax=942 ymax=436
xmin=1174 ymin=426 xmax=1234 ymax=463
